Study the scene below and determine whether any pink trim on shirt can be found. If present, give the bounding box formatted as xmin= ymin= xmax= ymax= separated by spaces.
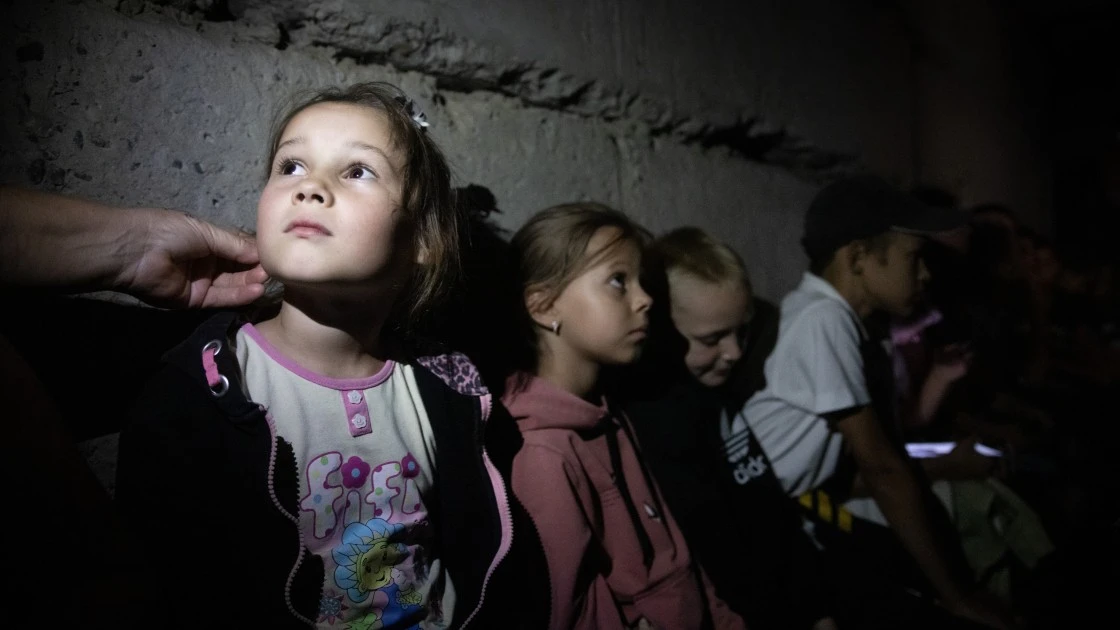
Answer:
xmin=341 ymin=390 xmax=374 ymax=438
xmin=242 ymin=323 xmax=394 ymax=391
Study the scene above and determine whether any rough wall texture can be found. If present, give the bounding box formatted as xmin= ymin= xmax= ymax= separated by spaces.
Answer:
xmin=2 ymin=0 xmax=931 ymax=301
xmin=2 ymin=0 xmax=1052 ymax=487
xmin=907 ymin=0 xmax=1053 ymax=230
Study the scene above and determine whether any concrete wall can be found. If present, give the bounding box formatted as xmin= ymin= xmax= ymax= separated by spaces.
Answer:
xmin=906 ymin=0 xmax=1054 ymax=232
xmin=2 ymin=0 xmax=1054 ymax=491
xmin=3 ymin=0 xmax=1056 ymax=292
xmin=2 ymin=0 xmax=932 ymax=303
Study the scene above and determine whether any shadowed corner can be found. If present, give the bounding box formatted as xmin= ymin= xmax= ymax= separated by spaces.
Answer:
xmin=414 ymin=183 xmax=527 ymax=398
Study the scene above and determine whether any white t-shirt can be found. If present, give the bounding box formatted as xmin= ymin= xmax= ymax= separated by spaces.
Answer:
xmin=731 ymin=272 xmax=870 ymax=497
xmin=236 ymin=324 xmax=455 ymax=629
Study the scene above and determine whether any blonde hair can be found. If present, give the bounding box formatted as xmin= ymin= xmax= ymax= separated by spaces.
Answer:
xmin=649 ymin=226 xmax=751 ymax=293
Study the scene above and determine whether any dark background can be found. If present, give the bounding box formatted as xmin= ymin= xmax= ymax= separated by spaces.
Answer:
xmin=1022 ymin=0 xmax=1119 ymax=260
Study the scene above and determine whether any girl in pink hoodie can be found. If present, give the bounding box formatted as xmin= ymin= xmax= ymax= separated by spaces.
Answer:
xmin=501 ymin=202 xmax=746 ymax=630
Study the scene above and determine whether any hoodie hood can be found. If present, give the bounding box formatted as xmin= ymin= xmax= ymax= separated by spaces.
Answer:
xmin=502 ymin=372 xmax=608 ymax=431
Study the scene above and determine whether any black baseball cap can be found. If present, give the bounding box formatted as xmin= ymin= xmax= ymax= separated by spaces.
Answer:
xmin=801 ymin=174 xmax=965 ymax=261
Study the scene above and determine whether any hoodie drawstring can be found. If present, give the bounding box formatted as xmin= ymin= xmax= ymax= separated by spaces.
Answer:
xmin=603 ymin=414 xmax=655 ymax=569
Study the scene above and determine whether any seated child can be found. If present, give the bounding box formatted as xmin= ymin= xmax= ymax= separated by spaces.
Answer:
xmin=502 ymin=203 xmax=745 ymax=629
xmin=733 ymin=175 xmax=1011 ymax=629
xmin=115 ymin=82 xmax=547 ymax=629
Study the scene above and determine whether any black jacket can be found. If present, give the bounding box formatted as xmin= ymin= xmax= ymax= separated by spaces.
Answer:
xmin=115 ymin=312 xmax=548 ymax=628
xmin=625 ymin=373 xmax=832 ymax=630
xmin=618 ymin=282 xmax=830 ymax=630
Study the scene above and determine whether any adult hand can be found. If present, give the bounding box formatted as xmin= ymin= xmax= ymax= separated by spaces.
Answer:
xmin=1 ymin=186 xmax=268 ymax=307
xmin=115 ymin=209 xmax=268 ymax=309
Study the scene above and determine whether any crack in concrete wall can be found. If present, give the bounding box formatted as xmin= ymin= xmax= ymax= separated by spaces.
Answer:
xmin=4 ymin=0 xmax=1054 ymax=494
xmin=112 ymin=0 xmax=856 ymax=179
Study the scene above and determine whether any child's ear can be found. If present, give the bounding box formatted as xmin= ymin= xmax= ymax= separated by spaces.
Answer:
xmin=525 ymin=286 xmax=557 ymax=329
xmin=848 ymin=243 xmax=865 ymax=275
xmin=414 ymin=241 xmax=429 ymax=265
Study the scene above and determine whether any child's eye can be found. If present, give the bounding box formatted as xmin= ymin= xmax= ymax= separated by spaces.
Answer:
xmin=345 ymin=164 xmax=377 ymax=180
xmin=608 ymin=273 xmax=627 ymax=290
xmin=699 ymin=334 xmax=722 ymax=347
xmin=277 ymin=159 xmax=305 ymax=176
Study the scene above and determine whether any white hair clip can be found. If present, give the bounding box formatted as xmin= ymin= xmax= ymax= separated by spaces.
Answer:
xmin=396 ymin=95 xmax=430 ymax=130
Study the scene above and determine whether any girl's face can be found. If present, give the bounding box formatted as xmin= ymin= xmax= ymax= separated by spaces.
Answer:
xmin=257 ymin=102 xmax=415 ymax=294
xmin=545 ymin=228 xmax=652 ymax=366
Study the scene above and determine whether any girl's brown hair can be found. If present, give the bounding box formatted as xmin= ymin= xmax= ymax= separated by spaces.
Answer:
xmin=509 ymin=202 xmax=650 ymax=369
xmin=264 ymin=82 xmax=458 ymax=324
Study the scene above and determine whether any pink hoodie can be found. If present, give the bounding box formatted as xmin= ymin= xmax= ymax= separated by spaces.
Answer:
xmin=503 ymin=373 xmax=746 ymax=630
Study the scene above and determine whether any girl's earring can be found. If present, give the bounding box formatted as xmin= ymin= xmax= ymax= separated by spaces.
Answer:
xmin=551 ymin=320 xmax=561 ymax=335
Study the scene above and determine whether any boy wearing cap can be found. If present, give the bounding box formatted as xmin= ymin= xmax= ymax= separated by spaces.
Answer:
xmin=729 ymin=175 xmax=1010 ymax=628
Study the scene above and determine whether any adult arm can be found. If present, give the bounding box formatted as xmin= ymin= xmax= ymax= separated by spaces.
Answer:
xmin=0 ymin=185 xmax=266 ymax=307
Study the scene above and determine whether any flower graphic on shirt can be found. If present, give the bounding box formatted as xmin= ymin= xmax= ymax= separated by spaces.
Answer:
xmin=341 ymin=456 xmax=372 ymax=489
xmin=396 ymin=588 xmax=423 ymax=607
xmin=317 ymin=589 xmax=350 ymax=625
xmin=333 ymin=518 xmax=409 ymax=602
xmin=345 ymin=610 xmax=383 ymax=630
xmin=400 ymin=453 xmax=420 ymax=479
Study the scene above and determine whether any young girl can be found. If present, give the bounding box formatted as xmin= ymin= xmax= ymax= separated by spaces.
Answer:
xmin=116 ymin=82 xmax=547 ymax=629
xmin=501 ymin=203 xmax=745 ymax=630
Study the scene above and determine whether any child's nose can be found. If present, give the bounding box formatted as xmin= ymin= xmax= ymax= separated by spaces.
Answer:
xmin=633 ymin=284 xmax=652 ymax=312
xmin=719 ymin=337 xmax=742 ymax=364
xmin=293 ymin=178 xmax=333 ymax=206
